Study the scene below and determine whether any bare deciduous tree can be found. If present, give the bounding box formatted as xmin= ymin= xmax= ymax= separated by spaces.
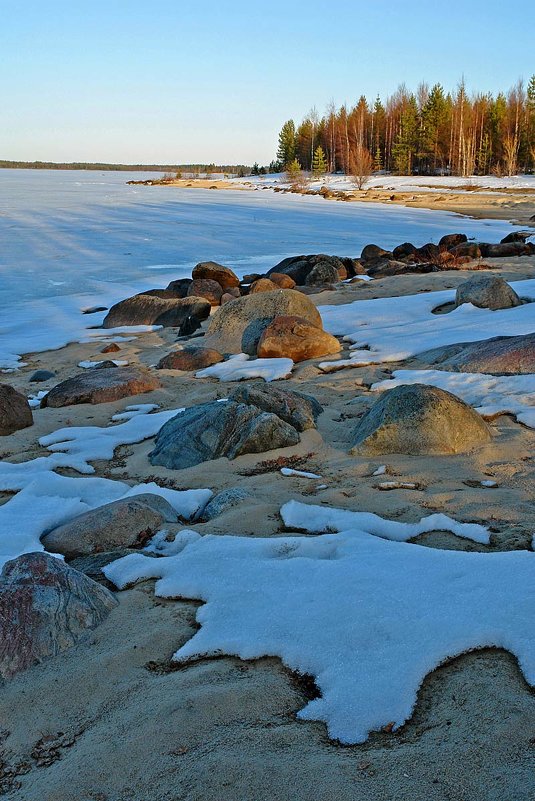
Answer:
xmin=349 ymin=145 xmax=374 ymax=189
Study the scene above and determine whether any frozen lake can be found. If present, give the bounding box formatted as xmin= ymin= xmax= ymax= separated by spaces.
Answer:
xmin=0 ymin=169 xmax=522 ymax=368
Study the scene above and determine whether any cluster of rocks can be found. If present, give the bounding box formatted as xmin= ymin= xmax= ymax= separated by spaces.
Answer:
xmin=357 ymin=232 xmax=535 ymax=278
xmin=149 ymin=384 xmax=323 ymax=469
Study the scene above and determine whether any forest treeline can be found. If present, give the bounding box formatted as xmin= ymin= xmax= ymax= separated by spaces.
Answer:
xmin=0 ymin=161 xmax=250 ymax=173
xmin=275 ymin=77 xmax=535 ymax=177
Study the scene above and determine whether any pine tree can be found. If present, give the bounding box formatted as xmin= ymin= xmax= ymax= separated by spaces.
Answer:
xmin=420 ymin=84 xmax=449 ymax=173
xmin=286 ymin=158 xmax=306 ymax=189
xmin=277 ymin=120 xmax=296 ymax=169
xmin=312 ymin=146 xmax=328 ymax=178
xmin=392 ymin=96 xmax=419 ymax=174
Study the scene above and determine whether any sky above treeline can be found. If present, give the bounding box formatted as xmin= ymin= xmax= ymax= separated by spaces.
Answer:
xmin=2 ymin=0 xmax=534 ymax=165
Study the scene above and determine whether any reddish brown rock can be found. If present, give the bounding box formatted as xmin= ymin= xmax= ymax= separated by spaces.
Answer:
xmin=101 ymin=343 xmax=121 ymax=354
xmin=250 ymin=278 xmax=280 ymax=294
xmin=257 ymin=315 xmax=341 ymax=363
xmin=269 ymin=273 xmax=296 ymax=289
xmin=0 ymin=384 xmax=33 ymax=436
xmin=187 ymin=278 xmax=223 ymax=306
xmin=0 ymin=553 xmax=117 ymax=679
xmin=157 ymin=347 xmax=224 ymax=371
xmin=191 ymin=261 xmax=240 ymax=290
xmin=42 ymin=367 xmax=160 ymax=407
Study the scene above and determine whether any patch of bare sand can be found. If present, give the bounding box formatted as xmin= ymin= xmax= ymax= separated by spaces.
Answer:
xmin=1 ymin=262 xmax=535 ymax=800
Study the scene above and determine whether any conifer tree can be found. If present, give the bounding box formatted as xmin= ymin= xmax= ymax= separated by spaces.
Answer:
xmin=312 ymin=145 xmax=328 ymax=178
xmin=286 ymin=158 xmax=306 ymax=189
xmin=393 ymin=96 xmax=419 ymax=174
xmin=277 ymin=120 xmax=296 ymax=169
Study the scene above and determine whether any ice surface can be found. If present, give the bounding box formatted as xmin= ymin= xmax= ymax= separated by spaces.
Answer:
xmin=372 ymin=370 xmax=535 ymax=429
xmin=196 ymin=353 xmax=294 ymax=382
xmin=319 ymin=280 xmax=535 ymax=371
xmin=103 ymin=523 xmax=534 ymax=744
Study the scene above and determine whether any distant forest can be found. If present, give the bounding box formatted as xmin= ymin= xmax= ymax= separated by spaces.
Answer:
xmin=0 ymin=161 xmax=250 ymax=173
xmin=275 ymin=77 xmax=535 ymax=177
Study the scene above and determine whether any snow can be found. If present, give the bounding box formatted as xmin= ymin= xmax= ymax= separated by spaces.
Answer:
xmin=371 ymin=465 xmax=387 ymax=476
xmin=0 ymin=169 xmax=523 ymax=369
xmin=280 ymin=500 xmax=490 ymax=544
xmin=103 ymin=522 xmax=534 ymax=744
xmin=280 ymin=467 xmax=321 ymax=479
xmin=78 ymin=359 xmax=128 ymax=368
xmin=319 ymin=280 xmax=535 ymax=371
xmin=28 ymin=390 xmax=48 ymax=408
xmin=371 ymin=369 xmax=535 ymax=429
xmin=196 ymin=353 xmax=293 ymax=382
xmin=111 ymin=403 xmax=160 ymax=421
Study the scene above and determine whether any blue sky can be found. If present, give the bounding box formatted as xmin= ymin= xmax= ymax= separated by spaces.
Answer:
xmin=1 ymin=0 xmax=533 ymax=164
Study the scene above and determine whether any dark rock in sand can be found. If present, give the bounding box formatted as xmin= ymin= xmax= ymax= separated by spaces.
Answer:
xmin=500 ymin=231 xmax=532 ymax=244
xmin=360 ymin=244 xmax=392 ymax=262
xmin=229 ymin=384 xmax=323 ymax=432
xmin=350 ymin=384 xmax=491 ymax=456
xmin=177 ymin=315 xmax=203 ymax=337
xmin=266 ymin=254 xmax=348 ymax=285
xmin=0 ymin=553 xmax=117 ymax=679
xmin=198 ymin=487 xmax=253 ymax=521
xmin=416 ymin=333 xmax=535 ymax=375
xmin=439 ymin=233 xmax=468 ymax=250
xmin=41 ymin=494 xmax=178 ymax=558
xmin=479 ymin=242 xmax=535 ymax=258
xmin=450 ymin=242 xmax=482 ymax=259
xmin=101 ymin=343 xmax=121 ymax=354
xmin=455 ymin=275 xmax=522 ymax=310
xmin=305 ymin=260 xmax=340 ymax=286
xmin=149 ymin=400 xmax=300 ymax=469
xmin=204 ymin=289 xmax=322 ymax=355
xmin=156 ymin=347 xmax=224 ymax=371
xmin=257 ymin=315 xmax=341 ymax=363
xmin=392 ymin=242 xmax=417 ymax=259
xmin=412 ymin=242 xmax=441 ymax=262
xmin=0 ymin=384 xmax=33 ymax=436
xmin=166 ymin=278 xmax=193 ymax=297
xmin=102 ymin=293 xmax=211 ymax=328
xmin=366 ymin=260 xmax=437 ymax=278
xmin=29 ymin=369 xmax=55 ymax=382
xmin=192 ymin=261 xmax=240 ymax=290
xmin=42 ymin=367 xmax=160 ymax=407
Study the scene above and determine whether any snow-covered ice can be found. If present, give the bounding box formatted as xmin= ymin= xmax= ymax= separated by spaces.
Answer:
xmin=103 ymin=522 xmax=534 ymax=744
xmin=372 ymin=369 xmax=535 ymax=429
xmin=319 ymin=280 xmax=535 ymax=371
xmin=196 ymin=353 xmax=294 ymax=382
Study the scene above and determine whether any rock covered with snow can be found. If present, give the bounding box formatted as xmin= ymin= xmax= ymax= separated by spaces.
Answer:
xmin=204 ymin=289 xmax=322 ymax=355
xmin=41 ymin=493 xmax=179 ymax=558
xmin=455 ymin=275 xmax=522 ymax=311
xmin=350 ymin=383 xmax=491 ymax=456
xmin=229 ymin=384 xmax=323 ymax=432
xmin=102 ymin=293 xmax=211 ymax=328
xmin=0 ymin=383 xmax=33 ymax=436
xmin=149 ymin=399 xmax=300 ymax=470
xmin=0 ymin=552 xmax=117 ymax=680
xmin=42 ymin=366 xmax=160 ymax=407
xmin=156 ymin=346 xmax=224 ymax=371
xmin=257 ymin=315 xmax=341 ymax=362
xmin=415 ymin=333 xmax=535 ymax=375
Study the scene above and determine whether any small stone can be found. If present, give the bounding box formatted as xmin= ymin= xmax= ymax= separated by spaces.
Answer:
xmin=100 ymin=344 xmax=121 ymax=354
xmin=156 ymin=347 xmax=224 ymax=371
xmin=0 ymin=384 xmax=33 ymax=436
xmin=29 ymin=370 xmax=56 ymax=382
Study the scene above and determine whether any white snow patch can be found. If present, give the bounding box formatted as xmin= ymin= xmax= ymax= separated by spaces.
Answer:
xmin=280 ymin=468 xmax=321 ymax=479
xmin=103 ymin=524 xmax=535 ymax=744
xmin=196 ymin=353 xmax=293 ymax=382
xmin=371 ymin=369 xmax=535 ymax=429
xmin=111 ymin=404 xmax=160 ymax=421
xmin=78 ymin=359 xmax=128 ymax=368
xmin=28 ymin=390 xmax=48 ymax=408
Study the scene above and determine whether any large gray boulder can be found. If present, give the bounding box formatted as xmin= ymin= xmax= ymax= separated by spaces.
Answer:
xmin=42 ymin=367 xmax=160 ymax=407
xmin=204 ymin=289 xmax=322 ymax=355
xmin=229 ymin=384 xmax=323 ymax=432
xmin=198 ymin=487 xmax=253 ymax=521
xmin=0 ymin=553 xmax=117 ymax=680
xmin=41 ymin=494 xmax=178 ymax=558
xmin=455 ymin=276 xmax=522 ymax=310
xmin=102 ymin=293 xmax=211 ymax=328
xmin=149 ymin=400 xmax=300 ymax=469
xmin=350 ymin=384 xmax=491 ymax=456
xmin=415 ymin=333 xmax=535 ymax=375
xmin=0 ymin=384 xmax=33 ymax=436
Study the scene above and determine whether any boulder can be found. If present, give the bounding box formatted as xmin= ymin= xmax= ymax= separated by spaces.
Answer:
xmin=479 ymin=242 xmax=535 ymax=258
xmin=500 ymin=232 xmax=532 ymax=244
xmin=416 ymin=333 xmax=535 ymax=375
xmin=257 ymin=315 xmax=341 ymax=363
xmin=229 ymin=384 xmax=323 ymax=432
xmin=439 ymin=233 xmax=468 ymax=250
xmin=250 ymin=278 xmax=280 ymax=294
xmin=197 ymin=487 xmax=253 ymax=521
xmin=367 ymin=260 xmax=437 ymax=278
xmin=192 ymin=261 xmax=240 ymax=290
xmin=267 ymin=255 xmax=348 ymax=285
xmin=42 ymin=367 xmax=160 ymax=407
xmin=360 ymin=244 xmax=392 ymax=261
xmin=156 ymin=347 xmax=224 ymax=371
xmin=102 ymin=293 xmax=211 ymax=328
xmin=204 ymin=289 xmax=322 ymax=355
xmin=29 ymin=369 xmax=55 ymax=382
xmin=41 ymin=494 xmax=178 ymax=558
xmin=187 ymin=278 xmax=223 ymax=306
xmin=269 ymin=273 xmax=296 ymax=289
xmin=166 ymin=278 xmax=193 ymax=297
xmin=305 ymin=260 xmax=340 ymax=286
xmin=0 ymin=553 xmax=117 ymax=679
xmin=455 ymin=275 xmax=522 ymax=310
xmin=412 ymin=243 xmax=440 ymax=262
xmin=149 ymin=400 xmax=300 ymax=469
xmin=450 ymin=243 xmax=482 ymax=259
xmin=0 ymin=384 xmax=33 ymax=436
xmin=350 ymin=384 xmax=491 ymax=456
xmin=221 ymin=292 xmax=237 ymax=305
